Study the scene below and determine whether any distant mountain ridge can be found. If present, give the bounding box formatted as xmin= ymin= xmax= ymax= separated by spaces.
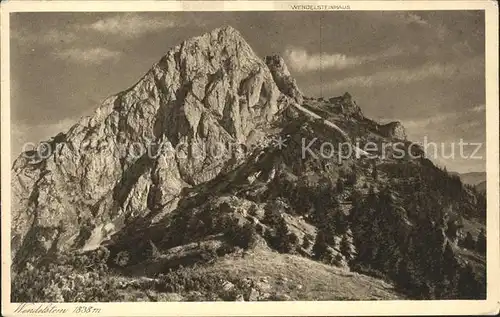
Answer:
xmin=459 ymin=171 xmax=486 ymax=186
xmin=448 ymin=171 xmax=486 ymax=193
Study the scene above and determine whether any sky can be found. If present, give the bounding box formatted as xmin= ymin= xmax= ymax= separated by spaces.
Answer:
xmin=9 ymin=11 xmax=485 ymax=173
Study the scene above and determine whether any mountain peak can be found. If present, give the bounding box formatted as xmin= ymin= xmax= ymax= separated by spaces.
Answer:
xmin=11 ymin=25 xmax=299 ymax=263
xmin=214 ymin=24 xmax=239 ymax=35
xmin=175 ymin=24 xmax=251 ymax=55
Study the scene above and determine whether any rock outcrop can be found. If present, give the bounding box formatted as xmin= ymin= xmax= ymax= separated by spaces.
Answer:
xmin=378 ymin=121 xmax=407 ymax=140
xmin=11 ymin=26 xmax=296 ymax=265
xmin=328 ymin=92 xmax=363 ymax=118
xmin=265 ymin=55 xmax=303 ymax=105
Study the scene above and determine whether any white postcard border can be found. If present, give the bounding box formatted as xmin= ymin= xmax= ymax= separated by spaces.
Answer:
xmin=1 ymin=1 xmax=499 ymax=316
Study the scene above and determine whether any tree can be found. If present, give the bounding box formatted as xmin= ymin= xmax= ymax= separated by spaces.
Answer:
xmin=333 ymin=253 xmax=344 ymax=266
xmin=336 ymin=177 xmax=344 ymax=193
xmin=442 ymin=242 xmax=458 ymax=279
xmin=349 ymin=189 xmax=363 ymax=219
xmin=476 ymin=229 xmax=486 ymax=254
xmin=272 ymin=216 xmax=296 ymax=253
xmin=445 ymin=219 xmax=459 ymax=243
xmin=339 ymin=236 xmax=352 ymax=261
xmin=458 ymin=264 xmax=483 ymax=299
xmin=240 ymin=222 xmax=258 ymax=249
xmin=366 ymin=185 xmax=377 ymax=205
xmin=264 ymin=205 xmax=280 ymax=225
xmin=149 ymin=240 xmax=161 ymax=259
xmin=333 ymin=211 xmax=348 ymax=235
xmin=312 ymin=230 xmax=329 ymax=260
xmin=462 ymin=232 xmax=475 ymax=250
xmin=287 ymin=232 xmax=299 ymax=252
xmin=302 ymin=236 xmax=312 ymax=249
xmin=347 ymin=168 xmax=357 ymax=186
xmin=224 ymin=218 xmax=257 ymax=249
xmin=372 ymin=163 xmax=378 ymax=180
xmin=395 ymin=256 xmax=417 ymax=291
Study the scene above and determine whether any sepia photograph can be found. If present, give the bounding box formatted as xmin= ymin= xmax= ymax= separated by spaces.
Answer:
xmin=1 ymin=1 xmax=499 ymax=316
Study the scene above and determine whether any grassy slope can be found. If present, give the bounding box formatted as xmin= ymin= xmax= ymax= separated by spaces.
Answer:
xmin=111 ymin=248 xmax=403 ymax=301
xmin=189 ymin=249 xmax=403 ymax=300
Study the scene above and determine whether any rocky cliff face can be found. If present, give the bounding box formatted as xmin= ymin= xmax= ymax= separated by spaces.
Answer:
xmin=11 ymin=26 xmax=299 ymax=264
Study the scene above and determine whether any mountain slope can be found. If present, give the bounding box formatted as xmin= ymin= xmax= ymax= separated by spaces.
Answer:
xmin=459 ymin=172 xmax=486 ymax=186
xmin=476 ymin=180 xmax=486 ymax=193
xmin=11 ymin=26 xmax=486 ymax=302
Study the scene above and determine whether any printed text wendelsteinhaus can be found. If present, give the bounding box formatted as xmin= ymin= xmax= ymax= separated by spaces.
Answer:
xmin=290 ymin=4 xmax=351 ymax=10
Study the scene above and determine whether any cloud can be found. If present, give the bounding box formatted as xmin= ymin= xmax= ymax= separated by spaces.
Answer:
xmin=12 ymin=118 xmax=77 ymax=156
xmin=84 ymin=13 xmax=178 ymax=37
xmin=399 ymin=113 xmax=457 ymax=130
xmin=11 ymin=13 xmax=181 ymax=46
xmin=285 ymin=48 xmax=363 ymax=72
xmin=403 ymin=13 xmax=430 ymax=27
xmin=471 ymin=104 xmax=485 ymax=112
xmin=52 ymin=47 xmax=122 ymax=64
xmin=41 ymin=29 xmax=78 ymax=44
xmin=462 ymin=120 xmax=482 ymax=129
xmin=435 ymin=23 xmax=449 ymax=41
xmin=320 ymin=57 xmax=483 ymax=91
xmin=326 ymin=64 xmax=454 ymax=89
xmin=382 ymin=104 xmax=485 ymax=129
xmin=285 ymin=46 xmax=407 ymax=72
xmin=368 ymin=12 xmax=434 ymax=29
xmin=11 ymin=29 xmax=77 ymax=46
xmin=12 ymin=13 xmax=187 ymax=49
xmin=369 ymin=12 xmax=451 ymax=50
